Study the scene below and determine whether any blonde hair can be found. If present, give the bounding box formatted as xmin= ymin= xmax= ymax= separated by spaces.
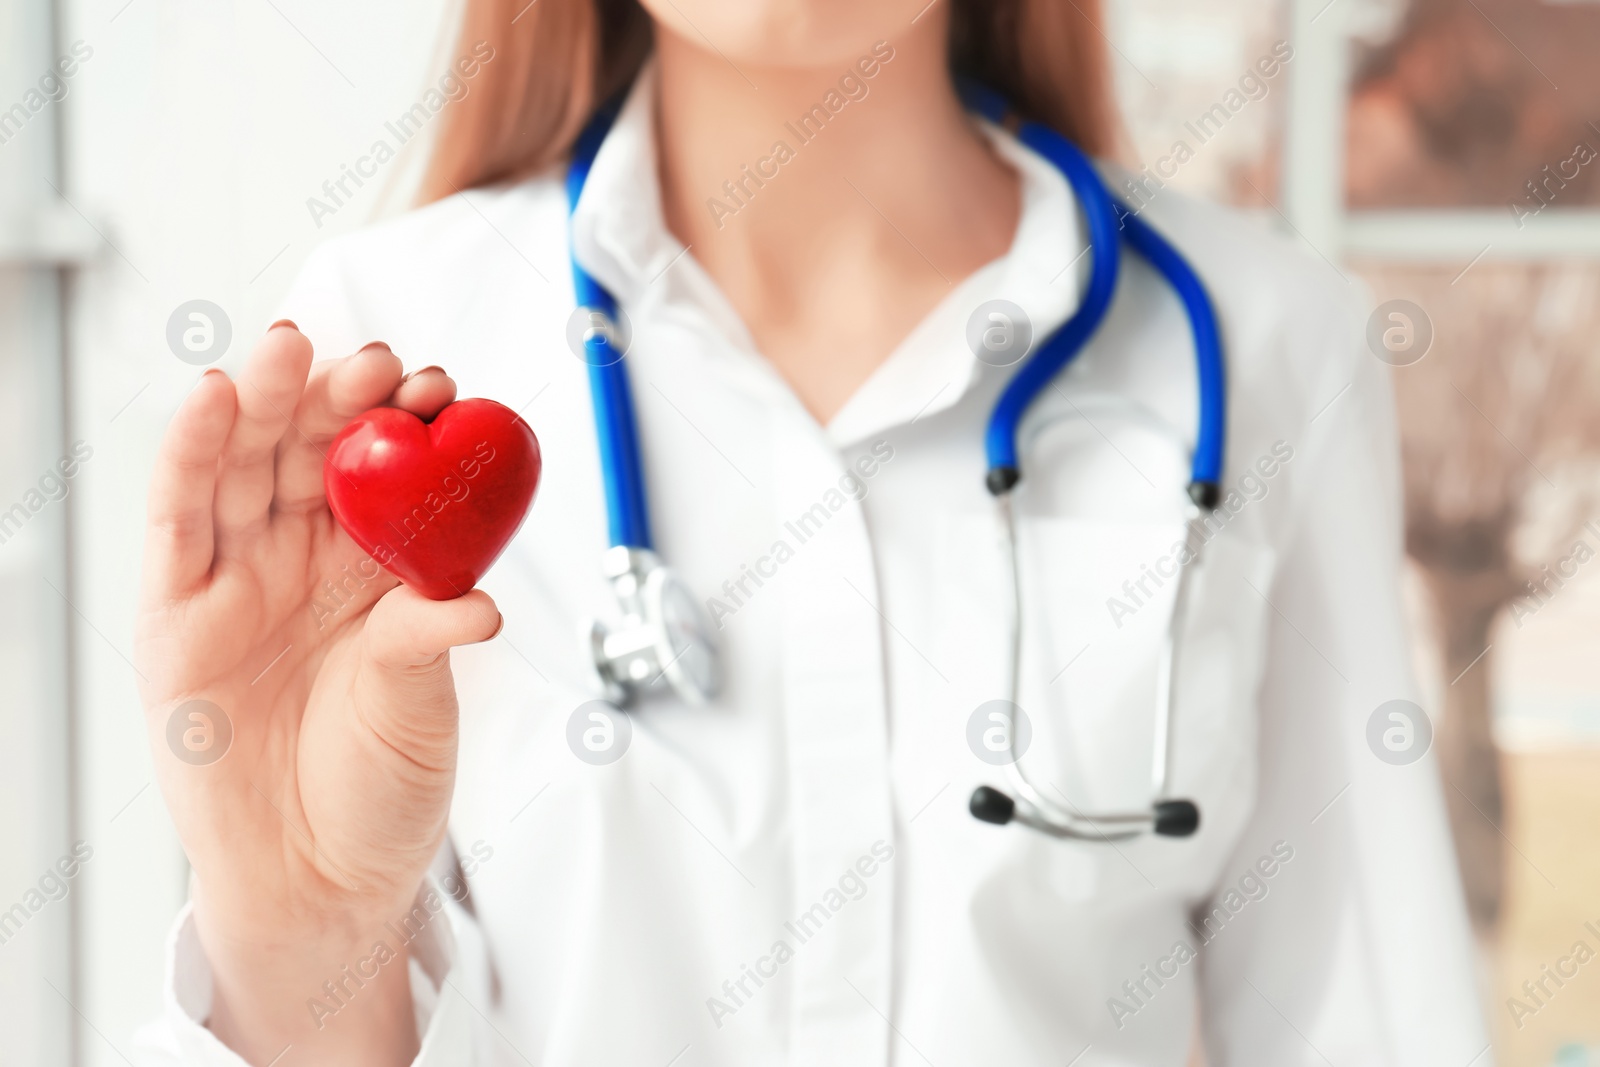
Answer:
xmin=420 ymin=0 xmax=1117 ymax=202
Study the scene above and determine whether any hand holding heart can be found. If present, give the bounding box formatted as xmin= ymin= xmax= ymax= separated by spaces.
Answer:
xmin=133 ymin=324 xmax=524 ymax=1065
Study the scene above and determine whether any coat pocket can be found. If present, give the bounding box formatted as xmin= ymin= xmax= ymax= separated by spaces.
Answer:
xmin=937 ymin=511 xmax=1276 ymax=823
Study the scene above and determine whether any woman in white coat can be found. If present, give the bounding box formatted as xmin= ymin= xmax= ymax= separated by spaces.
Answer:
xmin=133 ymin=0 xmax=1488 ymax=1063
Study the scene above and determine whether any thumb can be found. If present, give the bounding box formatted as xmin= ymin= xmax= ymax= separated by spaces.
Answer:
xmin=356 ymin=585 xmax=501 ymax=758
xmin=363 ymin=584 xmax=502 ymax=670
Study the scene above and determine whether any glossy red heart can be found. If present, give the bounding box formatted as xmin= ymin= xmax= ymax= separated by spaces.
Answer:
xmin=324 ymin=398 xmax=541 ymax=601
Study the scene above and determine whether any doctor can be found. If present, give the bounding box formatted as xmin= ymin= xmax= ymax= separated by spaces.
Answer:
xmin=133 ymin=0 xmax=1486 ymax=1063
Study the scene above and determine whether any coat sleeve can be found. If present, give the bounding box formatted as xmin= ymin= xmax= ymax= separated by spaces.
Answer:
xmin=131 ymin=874 xmax=494 ymax=1065
xmin=1196 ymin=318 xmax=1491 ymax=1065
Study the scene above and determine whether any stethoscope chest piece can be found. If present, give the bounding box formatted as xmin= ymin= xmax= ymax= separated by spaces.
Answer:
xmin=591 ymin=545 xmax=721 ymax=707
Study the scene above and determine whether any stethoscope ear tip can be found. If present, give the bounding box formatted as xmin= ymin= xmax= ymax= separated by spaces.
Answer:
xmin=1153 ymin=799 xmax=1201 ymax=837
xmin=969 ymin=785 xmax=1016 ymax=826
xmin=985 ymin=466 xmax=1021 ymax=497
xmin=1187 ymin=481 xmax=1221 ymax=510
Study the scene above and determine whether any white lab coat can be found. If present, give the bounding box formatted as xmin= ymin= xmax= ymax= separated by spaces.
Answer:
xmin=136 ymin=67 xmax=1488 ymax=1066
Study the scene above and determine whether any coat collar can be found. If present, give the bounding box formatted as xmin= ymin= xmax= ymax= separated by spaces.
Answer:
xmin=568 ymin=61 xmax=1089 ymax=448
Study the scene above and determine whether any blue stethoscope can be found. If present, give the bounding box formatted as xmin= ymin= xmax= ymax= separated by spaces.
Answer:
xmin=567 ymin=82 xmax=1225 ymax=843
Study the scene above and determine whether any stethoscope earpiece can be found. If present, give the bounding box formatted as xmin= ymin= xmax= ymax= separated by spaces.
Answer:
xmin=968 ymin=786 xmax=1201 ymax=840
xmin=969 ymin=785 xmax=1016 ymax=826
xmin=1152 ymin=799 xmax=1201 ymax=837
xmin=1187 ymin=481 xmax=1222 ymax=510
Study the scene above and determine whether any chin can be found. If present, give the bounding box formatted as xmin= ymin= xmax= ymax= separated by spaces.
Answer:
xmin=639 ymin=0 xmax=924 ymax=69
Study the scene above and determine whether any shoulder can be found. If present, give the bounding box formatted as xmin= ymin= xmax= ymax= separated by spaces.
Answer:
xmin=307 ymin=170 xmax=570 ymax=282
xmin=1107 ymin=176 xmax=1392 ymax=541
xmin=1124 ymin=179 xmax=1368 ymax=424
xmin=282 ymin=172 xmax=572 ymax=361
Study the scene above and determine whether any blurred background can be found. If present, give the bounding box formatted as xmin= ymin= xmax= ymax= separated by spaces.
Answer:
xmin=1 ymin=0 xmax=1596 ymax=1063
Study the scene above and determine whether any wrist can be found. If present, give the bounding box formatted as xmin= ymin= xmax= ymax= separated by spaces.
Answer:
xmin=195 ymin=882 xmax=441 ymax=1066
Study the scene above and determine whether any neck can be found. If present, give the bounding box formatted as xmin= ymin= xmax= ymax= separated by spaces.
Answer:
xmin=652 ymin=17 xmax=1021 ymax=421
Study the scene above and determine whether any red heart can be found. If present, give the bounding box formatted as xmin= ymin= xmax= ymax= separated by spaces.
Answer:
xmin=324 ymin=398 xmax=541 ymax=601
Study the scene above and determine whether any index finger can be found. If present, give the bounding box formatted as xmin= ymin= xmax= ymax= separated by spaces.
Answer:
xmin=272 ymin=340 xmax=405 ymax=514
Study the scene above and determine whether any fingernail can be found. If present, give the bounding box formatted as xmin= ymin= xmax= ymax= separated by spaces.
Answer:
xmin=488 ymin=612 xmax=505 ymax=641
xmin=192 ymin=367 xmax=227 ymax=393
xmin=267 ymin=318 xmax=298 ymax=333
xmin=401 ymin=365 xmax=446 ymax=383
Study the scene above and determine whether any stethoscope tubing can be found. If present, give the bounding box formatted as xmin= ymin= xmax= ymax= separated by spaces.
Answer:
xmin=568 ymin=84 xmax=1227 ymax=546
xmin=566 ymin=101 xmax=654 ymax=550
xmin=982 ymin=120 xmax=1124 ymax=481
xmin=958 ymin=80 xmax=1226 ymax=498
xmin=1118 ymin=210 xmax=1227 ymax=490
xmin=996 ymin=487 xmax=1209 ymax=841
